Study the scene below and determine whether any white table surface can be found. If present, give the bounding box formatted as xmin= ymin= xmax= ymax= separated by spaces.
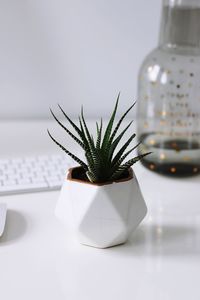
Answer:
xmin=0 ymin=120 xmax=200 ymax=300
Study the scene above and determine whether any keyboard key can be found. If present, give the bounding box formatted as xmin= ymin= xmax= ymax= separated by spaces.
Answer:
xmin=17 ymin=178 xmax=31 ymax=185
xmin=48 ymin=180 xmax=62 ymax=188
xmin=3 ymin=179 xmax=16 ymax=186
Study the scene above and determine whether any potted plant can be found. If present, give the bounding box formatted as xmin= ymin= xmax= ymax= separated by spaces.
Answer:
xmin=48 ymin=94 xmax=150 ymax=248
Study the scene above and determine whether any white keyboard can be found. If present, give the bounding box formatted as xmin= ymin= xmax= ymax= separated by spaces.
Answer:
xmin=0 ymin=154 xmax=75 ymax=196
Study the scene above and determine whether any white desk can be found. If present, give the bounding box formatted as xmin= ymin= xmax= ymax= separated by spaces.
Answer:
xmin=0 ymin=120 xmax=200 ymax=300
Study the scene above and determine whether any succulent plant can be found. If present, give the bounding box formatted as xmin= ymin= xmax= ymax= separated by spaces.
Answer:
xmin=48 ymin=94 xmax=151 ymax=183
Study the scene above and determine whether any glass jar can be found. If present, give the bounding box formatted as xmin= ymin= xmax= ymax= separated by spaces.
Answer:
xmin=137 ymin=0 xmax=200 ymax=176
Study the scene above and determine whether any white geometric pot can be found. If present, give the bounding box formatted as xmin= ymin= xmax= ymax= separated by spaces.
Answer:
xmin=55 ymin=167 xmax=147 ymax=248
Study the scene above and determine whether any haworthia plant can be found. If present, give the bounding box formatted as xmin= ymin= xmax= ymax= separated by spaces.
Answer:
xmin=48 ymin=94 xmax=151 ymax=183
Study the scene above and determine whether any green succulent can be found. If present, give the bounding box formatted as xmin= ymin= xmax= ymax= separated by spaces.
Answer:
xmin=48 ymin=94 xmax=151 ymax=183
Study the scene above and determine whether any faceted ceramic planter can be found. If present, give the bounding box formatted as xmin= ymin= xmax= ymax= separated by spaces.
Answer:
xmin=55 ymin=167 xmax=147 ymax=248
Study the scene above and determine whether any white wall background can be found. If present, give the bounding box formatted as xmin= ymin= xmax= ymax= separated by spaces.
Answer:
xmin=0 ymin=0 xmax=161 ymax=119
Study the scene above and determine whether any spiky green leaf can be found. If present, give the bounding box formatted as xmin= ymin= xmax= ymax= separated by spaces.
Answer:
xmin=111 ymin=133 xmax=136 ymax=167
xmin=78 ymin=116 xmax=90 ymax=147
xmin=48 ymin=100 xmax=151 ymax=184
xmin=111 ymin=152 xmax=151 ymax=180
xmin=96 ymin=118 xmax=103 ymax=150
xmin=58 ymin=104 xmax=87 ymax=142
xmin=96 ymin=122 xmax=99 ymax=136
xmin=47 ymin=130 xmax=88 ymax=170
xmin=110 ymin=142 xmax=142 ymax=174
xmin=50 ymin=108 xmax=85 ymax=149
xmin=108 ymin=121 xmax=133 ymax=161
xmin=109 ymin=102 xmax=136 ymax=144
xmin=86 ymin=171 xmax=97 ymax=183
xmin=81 ymin=107 xmax=96 ymax=153
xmin=101 ymin=93 xmax=120 ymax=151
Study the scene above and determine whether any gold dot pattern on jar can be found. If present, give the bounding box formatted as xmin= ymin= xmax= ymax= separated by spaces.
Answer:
xmin=149 ymin=139 xmax=156 ymax=145
xmin=170 ymin=167 xmax=176 ymax=173
xmin=183 ymin=156 xmax=191 ymax=162
xmin=161 ymin=111 xmax=167 ymax=117
xmin=193 ymin=167 xmax=199 ymax=173
xmin=149 ymin=164 xmax=155 ymax=170
xmin=160 ymin=153 xmax=166 ymax=160
xmin=171 ymin=142 xmax=180 ymax=152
